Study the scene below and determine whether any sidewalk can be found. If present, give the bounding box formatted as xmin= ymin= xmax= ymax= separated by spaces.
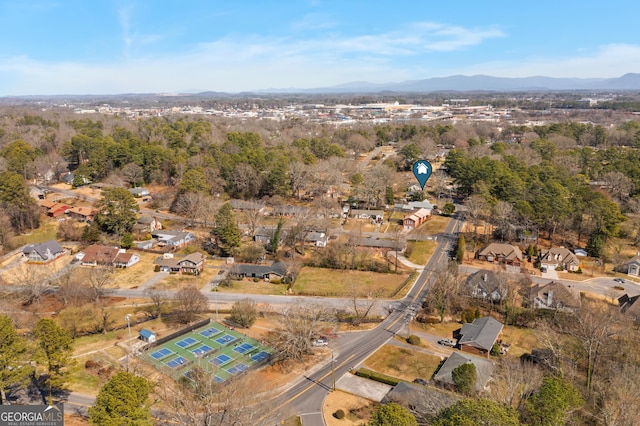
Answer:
xmin=387 ymin=251 xmax=424 ymax=270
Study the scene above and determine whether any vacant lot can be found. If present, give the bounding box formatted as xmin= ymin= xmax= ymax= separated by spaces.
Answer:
xmin=293 ymin=267 xmax=410 ymax=297
xmin=406 ymin=240 xmax=436 ymax=265
xmin=364 ymin=344 xmax=442 ymax=382
xmin=324 ymin=390 xmax=376 ymax=426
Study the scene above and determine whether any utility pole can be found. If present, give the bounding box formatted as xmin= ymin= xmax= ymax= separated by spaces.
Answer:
xmin=125 ymin=314 xmax=132 ymax=372
xmin=331 ymin=351 xmax=336 ymax=391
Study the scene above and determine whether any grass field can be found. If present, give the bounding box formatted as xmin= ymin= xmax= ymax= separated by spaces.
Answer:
xmin=406 ymin=240 xmax=437 ymax=265
xmin=411 ymin=215 xmax=451 ymax=235
xmin=363 ymin=344 xmax=442 ymax=382
xmin=218 ymin=280 xmax=288 ymax=295
xmin=292 ymin=267 xmax=409 ymax=297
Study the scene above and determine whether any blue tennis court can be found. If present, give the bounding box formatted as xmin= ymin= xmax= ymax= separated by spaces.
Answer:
xmin=166 ymin=356 xmax=187 ymax=369
xmin=226 ymin=363 xmax=249 ymax=375
xmin=210 ymin=353 xmax=233 ymax=366
xmin=251 ymin=351 xmax=270 ymax=362
xmin=216 ymin=334 xmax=236 ymax=345
xmin=199 ymin=327 xmax=221 ymax=338
xmin=233 ymin=343 xmax=254 ymax=354
xmin=191 ymin=345 xmax=213 ymax=356
xmin=150 ymin=348 xmax=173 ymax=360
xmin=176 ymin=337 xmax=198 ymax=348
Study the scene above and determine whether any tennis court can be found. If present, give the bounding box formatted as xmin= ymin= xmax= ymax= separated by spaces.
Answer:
xmin=176 ymin=337 xmax=199 ymax=348
xmin=150 ymin=348 xmax=173 ymax=360
xmin=210 ymin=353 xmax=233 ymax=366
xmin=191 ymin=344 xmax=213 ymax=356
xmin=144 ymin=321 xmax=273 ymax=382
xmin=166 ymin=356 xmax=187 ymax=368
xmin=215 ymin=334 xmax=236 ymax=345
xmin=233 ymin=343 xmax=254 ymax=354
xmin=199 ymin=327 xmax=221 ymax=338
xmin=251 ymin=351 xmax=270 ymax=362
xmin=226 ymin=363 xmax=249 ymax=375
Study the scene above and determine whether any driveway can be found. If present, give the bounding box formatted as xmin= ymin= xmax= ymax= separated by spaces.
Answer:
xmin=540 ymin=268 xmax=559 ymax=280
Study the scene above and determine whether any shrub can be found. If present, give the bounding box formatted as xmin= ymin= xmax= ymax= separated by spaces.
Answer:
xmin=154 ymin=265 xmax=160 ymax=272
xmin=407 ymin=335 xmax=421 ymax=345
xmin=355 ymin=368 xmax=401 ymax=386
xmin=253 ymin=277 xmax=260 ymax=282
xmin=333 ymin=409 xmax=345 ymax=419
xmin=490 ymin=343 xmax=502 ymax=356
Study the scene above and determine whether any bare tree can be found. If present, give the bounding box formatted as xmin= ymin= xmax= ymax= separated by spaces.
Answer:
xmin=144 ymin=288 xmax=169 ymax=319
xmin=266 ymin=303 xmax=336 ymax=362
xmin=602 ymin=171 xmax=634 ymax=201
xmin=465 ymin=195 xmax=487 ymax=239
xmin=173 ymin=285 xmax=208 ymax=324
xmin=12 ymin=263 xmax=51 ymax=306
xmin=83 ymin=264 xmax=114 ymax=303
xmin=424 ymin=261 xmax=461 ymax=322
xmin=174 ymin=192 xmax=205 ymax=225
xmin=569 ymin=299 xmax=620 ymax=392
xmin=157 ymin=366 xmax=268 ymax=426
xmin=243 ymin=200 xmax=265 ymax=237
xmin=491 ymin=357 xmax=543 ymax=410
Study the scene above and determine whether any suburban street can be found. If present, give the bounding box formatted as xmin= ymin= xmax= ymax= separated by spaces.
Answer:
xmin=258 ymin=214 xmax=463 ymax=425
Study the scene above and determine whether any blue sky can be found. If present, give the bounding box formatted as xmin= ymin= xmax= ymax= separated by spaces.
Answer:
xmin=1 ymin=0 xmax=639 ymax=95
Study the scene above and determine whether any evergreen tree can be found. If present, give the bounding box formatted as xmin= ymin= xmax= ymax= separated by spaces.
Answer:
xmin=0 ymin=315 xmax=30 ymax=404
xmin=452 ymin=362 xmax=477 ymax=395
xmin=33 ymin=319 xmax=74 ymax=400
xmin=212 ymin=203 xmax=241 ymax=255
xmin=455 ymin=234 xmax=466 ymax=264
xmin=89 ymin=371 xmax=153 ymax=426
xmin=369 ymin=402 xmax=417 ymax=426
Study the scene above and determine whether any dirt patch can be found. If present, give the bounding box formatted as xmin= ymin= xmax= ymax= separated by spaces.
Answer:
xmin=324 ymin=390 xmax=376 ymax=426
xmin=64 ymin=414 xmax=89 ymax=426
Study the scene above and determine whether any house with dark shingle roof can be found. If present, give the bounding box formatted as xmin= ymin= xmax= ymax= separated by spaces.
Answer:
xmin=530 ymin=281 xmax=581 ymax=313
xmin=152 ymin=229 xmax=195 ymax=249
xmin=433 ymin=352 xmax=495 ymax=392
xmin=22 ymin=240 xmax=65 ymax=264
xmin=229 ymin=261 xmax=289 ymax=282
xmin=463 ymin=270 xmax=505 ymax=302
xmin=623 ymin=254 xmax=640 ymax=277
xmin=455 ymin=316 xmax=504 ymax=357
xmin=155 ymin=252 xmax=206 ymax=274
xmin=618 ymin=293 xmax=640 ymax=322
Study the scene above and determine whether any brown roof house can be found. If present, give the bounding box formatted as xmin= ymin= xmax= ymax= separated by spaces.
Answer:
xmin=403 ymin=208 xmax=431 ymax=230
xmin=455 ymin=316 xmax=504 ymax=357
xmin=477 ymin=243 xmax=523 ymax=266
xmin=530 ymin=281 xmax=581 ymax=313
xmin=539 ymin=248 xmax=580 ymax=272
xmin=77 ymin=244 xmax=139 ymax=268
xmin=67 ymin=206 xmax=98 ymax=222
xmin=433 ymin=352 xmax=495 ymax=392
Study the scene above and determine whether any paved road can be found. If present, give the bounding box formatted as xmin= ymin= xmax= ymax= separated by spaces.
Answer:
xmin=259 ymin=214 xmax=463 ymax=426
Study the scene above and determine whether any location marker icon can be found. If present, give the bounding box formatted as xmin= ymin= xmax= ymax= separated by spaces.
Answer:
xmin=412 ymin=160 xmax=432 ymax=190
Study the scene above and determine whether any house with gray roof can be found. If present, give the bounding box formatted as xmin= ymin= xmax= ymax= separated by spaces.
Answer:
xmin=456 ymin=316 xmax=504 ymax=357
xmin=433 ymin=352 xmax=495 ymax=392
xmin=463 ymin=270 xmax=505 ymax=302
xmin=623 ymin=254 xmax=640 ymax=277
xmin=618 ymin=293 xmax=640 ymax=322
xmin=229 ymin=262 xmax=289 ymax=282
xmin=539 ymin=247 xmax=580 ymax=272
xmin=152 ymin=229 xmax=195 ymax=249
xmin=530 ymin=281 xmax=581 ymax=313
xmin=23 ymin=240 xmax=65 ymax=264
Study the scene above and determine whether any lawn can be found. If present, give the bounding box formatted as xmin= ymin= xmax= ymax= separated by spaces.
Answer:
xmin=292 ymin=267 xmax=409 ymax=298
xmin=217 ymin=280 xmax=288 ymax=295
xmin=14 ymin=218 xmax=59 ymax=245
xmin=499 ymin=325 xmax=539 ymax=357
xmin=411 ymin=215 xmax=450 ymax=235
xmin=110 ymin=252 xmax=160 ymax=289
xmin=406 ymin=240 xmax=436 ymax=265
xmin=363 ymin=344 xmax=442 ymax=382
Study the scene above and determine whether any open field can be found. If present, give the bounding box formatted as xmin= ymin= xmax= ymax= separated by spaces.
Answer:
xmin=406 ymin=240 xmax=436 ymax=265
xmin=363 ymin=343 xmax=442 ymax=382
xmin=217 ymin=280 xmax=288 ymax=295
xmin=293 ymin=266 xmax=410 ymax=298
xmin=411 ymin=215 xmax=450 ymax=235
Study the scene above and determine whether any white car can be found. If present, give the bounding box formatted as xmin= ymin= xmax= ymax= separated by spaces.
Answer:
xmin=312 ymin=337 xmax=329 ymax=347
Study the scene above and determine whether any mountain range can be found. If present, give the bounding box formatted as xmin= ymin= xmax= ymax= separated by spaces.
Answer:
xmin=255 ymin=73 xmax=640 ymax=94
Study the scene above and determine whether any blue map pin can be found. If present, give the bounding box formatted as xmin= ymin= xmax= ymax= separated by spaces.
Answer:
xmin=412 ymin=160 xmax=432 ymax=190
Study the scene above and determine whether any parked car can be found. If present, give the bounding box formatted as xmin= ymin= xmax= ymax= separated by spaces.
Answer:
xmin=613 ymin=278 xmax=626 ymax=283
xmin=413 ymin=378 xmax=428 ymax=386
xmin=437 ymin=339 xmax=456 ymax=347
xmin=312 ymin=336 xmax=329 ymax=347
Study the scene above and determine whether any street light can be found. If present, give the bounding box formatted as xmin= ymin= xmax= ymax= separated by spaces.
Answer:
xmin=125 ymin=314 xmax=132 ymax=372
xmin=212 ymin=283 xmax=219 ymax=320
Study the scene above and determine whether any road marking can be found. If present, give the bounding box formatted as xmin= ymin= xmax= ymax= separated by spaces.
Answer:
xmin=257 ymin=353 xmax=355 ymax=423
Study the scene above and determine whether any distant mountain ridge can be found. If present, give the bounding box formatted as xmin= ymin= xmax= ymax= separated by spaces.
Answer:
xmin=256 ymin=73 xmax=640 ymax=94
